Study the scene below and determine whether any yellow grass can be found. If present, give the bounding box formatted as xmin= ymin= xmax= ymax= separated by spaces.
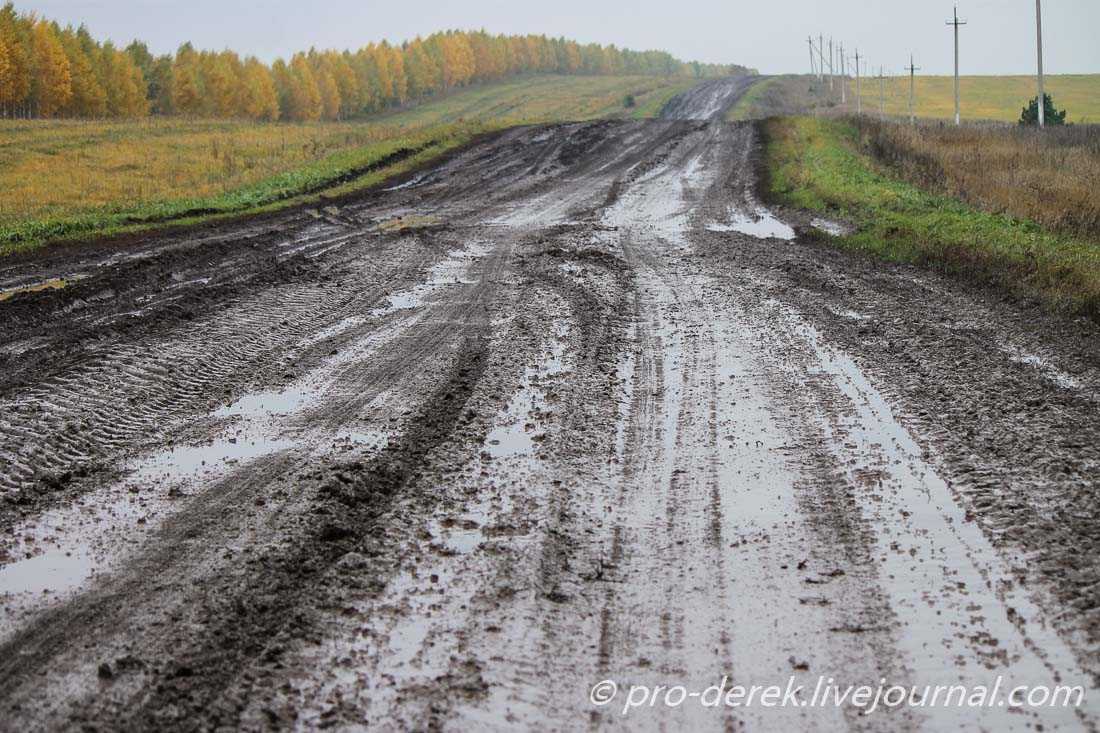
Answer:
xmin=0 ymin=119 xmax=396 ymax=227
xmin=730 ymin=75 xmax=1100 ymax=124
xmin=843 ymin=74 xmax=1100 ymax=124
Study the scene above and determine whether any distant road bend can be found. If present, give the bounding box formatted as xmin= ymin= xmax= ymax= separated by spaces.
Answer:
xmin=1 ymin=77 xmax=1099 ymax=731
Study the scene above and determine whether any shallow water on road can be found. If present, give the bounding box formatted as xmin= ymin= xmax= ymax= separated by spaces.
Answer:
xmin=708 ymin=204 xmax=795 ymax=240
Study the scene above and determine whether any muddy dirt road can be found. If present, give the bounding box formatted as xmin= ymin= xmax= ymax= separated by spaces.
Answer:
xmin=2 ymin=79 xmax=1100 ymax=731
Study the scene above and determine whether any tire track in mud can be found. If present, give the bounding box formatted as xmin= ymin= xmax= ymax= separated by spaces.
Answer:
xmin=0 ymin=310 xmax=493 ymax=730
xmin=0 ymin=121 xmax=640 ymax=522
xmin=0 ymin=231 xmax=434 ymax=506
xmin=118 ymin=337 xmax=492 ymax=731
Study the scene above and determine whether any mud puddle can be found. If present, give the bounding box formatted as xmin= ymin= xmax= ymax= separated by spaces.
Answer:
xmin=707 ymin=204 xmax=795 ymax=240
xmin=453 ymin=319 xmax=568 ymax=540
xmin=370 ymin=243 xmax=488 ymax=317
xmin=0 ymin=275 xmax=87 ymax=302
xmin=603 ymin=153 xmax=710 ymax=249
xmin=810 ymin=217 xmax=850 ymax=237
xmin=383 ymin=173 xmax=429 ymax=191
xmin=999 ymin=343 xmax=1081 ymax=390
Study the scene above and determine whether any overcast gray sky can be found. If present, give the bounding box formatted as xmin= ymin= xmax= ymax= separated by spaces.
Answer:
xmin=22 ymin=1 xmax=1100 ymax=76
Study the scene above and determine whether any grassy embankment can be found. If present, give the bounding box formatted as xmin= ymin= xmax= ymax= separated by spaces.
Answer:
xmin=732 ymin=74 xmax=1100 ymax=123
xmin=762 ymin=116 xmax=1100 ymax=319
xmin=0 ymin=74 xmax=697 ymax=255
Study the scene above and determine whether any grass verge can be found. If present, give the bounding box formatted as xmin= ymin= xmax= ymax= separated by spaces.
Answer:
xmin=761 ymin=116 xmax=1100 ymax=320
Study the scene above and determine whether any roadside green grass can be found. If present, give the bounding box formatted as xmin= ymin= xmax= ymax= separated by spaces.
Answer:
xmin=762 ymin=116 xmax=1100 ymax=319
xmin=0 ymin=74 xmax=693 ymax=255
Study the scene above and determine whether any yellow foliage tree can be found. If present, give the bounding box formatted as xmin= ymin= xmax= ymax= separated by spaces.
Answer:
xmin=240 ymin=57 xmax=279 ymax=121
xmin=437 ymin=33 xmax=474 ymax=89
xmin=286 ymin=54 xmax=321 ymax=121
xmin=329 ymin=52 xmax=359 ymax=119
xmin=100 ymin=44 xmax=148 ymax=117
xmin=317 ymin=69 xmax=340 ymax=120
xmin=169 ymin=44 xmax=203 ymax=115
xmin=201 ymin=51 xmax=239 ymax=117
xmin=30 ymin=21 xmax=71 ymax=117
xmin=403 ymin=38 xmax=438 ymax=99
xmin=0 ymin=4 xmax=31 ymax=114
xmin=60 ymin=29 xmax=106 ymax=117
xmin=0 ymin=36 xmax=11 ymax=106
xmin=385 ymin=43 xmax=407 ymax=104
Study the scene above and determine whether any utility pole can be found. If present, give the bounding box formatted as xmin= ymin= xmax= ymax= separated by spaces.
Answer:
xmin=1035 ymin=0 xmax=1045 ymax=127
xmin=855 ymin=49 xmax=862 ymax=116
xmin=906 ymin=55 xmax=921 ymax=126
xmin=829 ymin=38 xmax=835 ymax=92
xmin=840 ymin=44 xmax=847 ymax=106
xmin=819 ymin=34 xmax=825 ymax=82
xmin=808 ymin=36 xmax=817 ymax=77
xmin=879 ymin=66 xmax=886 ymax=120
xmin=946 ymin=5 xmax=967 ymax=126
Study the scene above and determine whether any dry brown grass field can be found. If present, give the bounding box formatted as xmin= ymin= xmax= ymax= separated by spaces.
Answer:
xmin=861 ymin=119 xmax=1100 ymax=239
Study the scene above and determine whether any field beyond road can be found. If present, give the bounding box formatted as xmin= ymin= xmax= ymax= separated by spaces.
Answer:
xmin=862 ymin=74 xmax=1100 ymax=123
xmin=731 ymin=74 xmax=1100 ymax=123
xmin=0 ymin=74 xmax=696 ymax=254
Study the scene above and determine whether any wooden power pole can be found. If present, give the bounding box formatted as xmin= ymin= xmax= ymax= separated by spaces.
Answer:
xmin=906 ymin=55 xmax=921 ymax=126
xmin=819 ymin=34 xmax=825 ymax=82
xmin=808 ymin=36 xmax=817 ymax=77
xmin=878 ymin=66 xmax=885 ymax=120
xmin=840 ymin=44 xmax=847 ymax=106
xmin=829 ymin=38 xmax=835 ymax=92
xmin=1036 ymin=0 xmax=1045 ymax=127
xmin=855 ymin=49 xmax=862 ymax=116
xmin=946 ymin=6 xmax=967 ymax=126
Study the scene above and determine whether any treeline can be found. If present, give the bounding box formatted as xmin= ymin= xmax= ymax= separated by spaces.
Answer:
xmin=0 ymin=3 xmax=751 ymax=122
